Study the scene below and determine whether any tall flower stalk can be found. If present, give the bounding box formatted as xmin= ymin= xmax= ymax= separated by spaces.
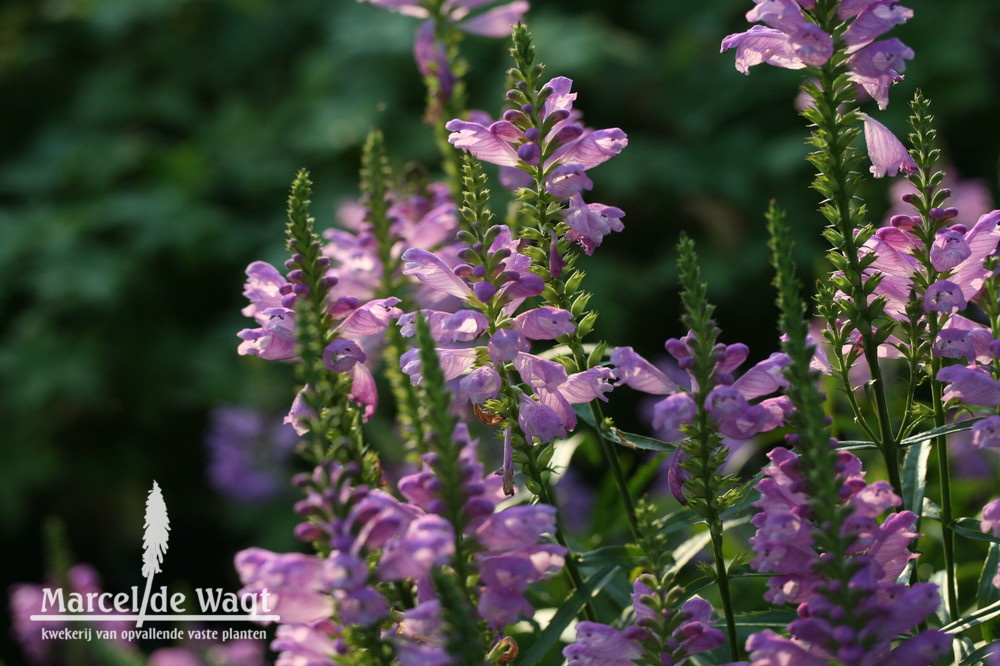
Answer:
xmin=673 ymin=235 xmax=743 ymax=660
xmin=481 ymin=24 xmax=639 ymax=541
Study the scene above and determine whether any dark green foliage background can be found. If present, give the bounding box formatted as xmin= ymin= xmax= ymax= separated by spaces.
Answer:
xmin=2 ymin=0 xmax=998 ymax=662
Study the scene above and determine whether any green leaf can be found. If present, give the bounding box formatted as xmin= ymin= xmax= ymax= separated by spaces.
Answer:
xmin=901 ymin=439 xmax=930 ymax=519
xmin=627 ymin=451 xmax=669 ymax=496
xmin=941 ymin=598 xmax=1000 ymax=634
xmin=977 ymin=543 xmax=1000 ymax=615
xmin=839 ymin=419 xmax=984 ymax=452
xmin=733 ymin=609 xmax=799 ymax=628
xmin=658 ymin=507 xmax=701 ymax=536
xmin=923 ymin=497 xmax=943 ymax=522
xmin=518 ymin=566 xmax=619 ymax=666
xmin=667 ymin=529 xmax=711 ymax=575
xmin=836 ymin=440 xmax=878 ymax=451
xmin=667 ymin=516 xmax=749 ymax=576
xmin=958 ymin=641 xmax=1000 ymax=666
xmin=901 ymin=419 xmax=983 ymax=447
xmin=577 ymin=544 xmax=644 ymax=568
xmin=573 ymin=404 xmax=676 ymax=451
xmin=953 ymin=518 xmax=1000 ymax=545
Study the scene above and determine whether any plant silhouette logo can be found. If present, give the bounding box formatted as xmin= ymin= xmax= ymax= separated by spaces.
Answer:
xmin=137 ymin=481 xmax=169 ymax=627
xmin=31 ymin=481 xmax=279 ymax=631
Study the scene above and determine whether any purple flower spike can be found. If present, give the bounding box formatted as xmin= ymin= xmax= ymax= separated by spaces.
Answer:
xmin=930 ymin=228 xmax=973 ymax=271
xmin=848 ymin=38 xmax=914 ymax=109
xmin=563 ymin=622 xmax=644 ymax=666
xmin=549 ymin=231 xmax=569 ymax=278
xmin=981 ymin=499 xmax=1000 ymax=538
xmin=861 ymin=113 xmax=917 ymax=178
xmin=475 ymin=505 xmax=557 ymax=551
xmin=513 ymin=352 xmax=569 ymax=391
xmin=472 ymin=280 xmax=497 ymax=303
xmin=843 ymin=1 xmax=913 ymax=52
xmin=721 ymin=25 xmax=806 ymax=74
xmin=414 ymin=20 xmax=455 ymax=100
xmin=923 ymin=279 xmax=967 ymax=314
xmin=441 ymin=309 xmax=489 ymax=342
xmin=972 ymin=416 xmax=1000 ymax=449
xmin=883 ymin=631 xmax=952 ymax=666
xmin=518 ymin=393 xmax=567 ymax=442
xmin=241 ymin=261 xmax=289 ymax=321
xmin=459 ymin=1 xmax=530 ymax=38
xmin=788 ymin=23 xmax=834 ymax=65
xmin=378 ymin=514 xmax=455 ymax=581
xmin=705 ymin=385 xmax=750 ymax=420
xmin=237 ymin=308 xmax=298 ymax=361
xmin=284 ymin=387 xmax=315 ymax=436
xmin=934 ymin=328 xmax=976 ymax=361
xmin=514 ymin=307 xmax=576 ymax=339
xmin=545 ymin=164 xmax=593 ymax=199
xmin=488 ymin=328 xmax=531 ymax=363
xmin=458 ymin=364 xmax=501 ymax=405
xmin=402 ymin=247 xmax=474 ymax=300
xmin=271 ymin=620 xmax=342 ymax=666
xmin=746 ymin=630 xmax=829 ymax=666
xmin=234 ymin=548 xmax=332 ymax=625
xmin=446 ymin=119 xmax=522 ymax=167
xmin=323 ymin=339 xmax=366 ymax=373
xmin=560 ymin=367 xmax=615 ymax=403
xmin=610 ymin=346 xmax=681 ymax=395
xmin=652 ymin=393 xmax=697 ymax=434
xmin=562 ymin=195 xmax=625 ymax=254
xmin=937 ymin=364 xmax=1000 ymax=407
xmin=501 ymin=272 xmax=545 ymax=300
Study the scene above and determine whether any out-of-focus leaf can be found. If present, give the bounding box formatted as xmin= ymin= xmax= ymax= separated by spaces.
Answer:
xmin=902 ymin=439 xmax=931 ymax=520
xmin=953 ymin=518 xmax=1000 ymax=545
xmin=942 ymin=598 xmax=1000 ymax=634
xmin=518 ymin=565 xmax=619 ymax=666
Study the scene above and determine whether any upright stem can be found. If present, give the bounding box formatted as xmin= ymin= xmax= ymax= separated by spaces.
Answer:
xmin=499 ymin=368 xmax=598 ymax=622
xmin=565 ymin=337 xmax=640 ymax=542
xmin=710 ymin=523 xmax=739 ymax=660
xmin=812 ymin=61 xmax=903 ymax=498
xmin=523 ymin=440 xmax=598 ymax=622
xmin=931 ymin=372 xmax=958 ymax=618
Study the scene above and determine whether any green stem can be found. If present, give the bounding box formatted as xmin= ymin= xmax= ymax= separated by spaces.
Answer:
xmin=500 ymin=369 xmax=597 ymax=622
xmin=813 ymin=61 xmax=903 ymax=498
xmin=523 ymin=440 xmax=598 ymax=622
xmin=565 ymin=337 xmax=641 ymax=543
xmin=863 ymin=344 xmax=904 ymax=498
xmin=931 ymin=370 xmax=958 ymax=618
xmin=710 ymin=524 xmax=739 ymax=662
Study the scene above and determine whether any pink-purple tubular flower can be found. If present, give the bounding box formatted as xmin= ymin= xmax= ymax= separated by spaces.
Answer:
xmin=744 ymin=446 xmax=949 ymax=665
xmin=722 ymin=0 xmax=914 ymax=109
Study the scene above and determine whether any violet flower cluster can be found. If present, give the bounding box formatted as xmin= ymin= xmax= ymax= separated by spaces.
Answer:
xmin=446 ymin=76 xmax=628 ymax=254
xmin=563 ymin=578 xmax=725 ymax=666
xmin=721 ymin=0 xmax=914 ymax=110
xmin=399 ymin=225 xmax=615 ymax=451
xmin=205 ymin=405 xmax=298 ymax=503
xmin=358 ymin=0 xmax=528 ymax=101
xmin=611 ymin=334 xmax=793 ymax=502
xmin=743 ymin=445 xmax=949 ymax=665
xmin=234 ymin=426 xmax=564 ymax=665
xmin=237 ymin=183 xmax=461 ymax=425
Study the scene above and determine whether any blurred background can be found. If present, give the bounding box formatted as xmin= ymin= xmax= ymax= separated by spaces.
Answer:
xmin=2 ymin=0 xmax=999 ymax=663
